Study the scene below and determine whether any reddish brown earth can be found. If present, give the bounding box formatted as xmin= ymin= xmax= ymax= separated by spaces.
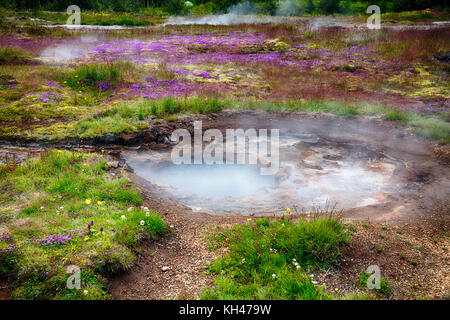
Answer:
xmin=0 ymin=282 xmax=12 ymax=300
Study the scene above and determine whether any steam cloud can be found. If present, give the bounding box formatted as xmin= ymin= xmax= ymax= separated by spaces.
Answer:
xmin=165 ymin=0 xmax=300 ymax=26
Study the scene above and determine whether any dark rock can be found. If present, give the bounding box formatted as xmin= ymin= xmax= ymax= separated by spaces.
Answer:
xmin=323 ymin=154 xmax=344 ymax=161
xmin=434 ymin=51 xmax=450 ymax=63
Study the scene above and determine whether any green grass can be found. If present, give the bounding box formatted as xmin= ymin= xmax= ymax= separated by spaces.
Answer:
xmin=61 ymin=62 xmax=134 ymax=92
xmin=384 ymin=109 xmax=411 ymax=121
xmin=0 ymin=47 xmax=31 ymax=65
xmin=0 ymin=149 xmax=168 ymax=299
xmin=381 ymin=9 xmax=441 ymax=21
xmin=23 ymin=97 xmax=227 ymax=140
xmin=3 ymin=10 xmax=156 ymax=27
xmin=201 ymin=216 xmax=355 ymax=300
xmin=409 ymin=115 xmax=450 ymax=144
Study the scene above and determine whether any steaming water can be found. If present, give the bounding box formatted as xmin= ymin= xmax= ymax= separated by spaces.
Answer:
xmin=39 ymin=36 xmax=100 ymax=64
xmin=125 ymin=135 xmax=402 ymax=216
xmin=127 ymin=162 xmax=275 ymax=198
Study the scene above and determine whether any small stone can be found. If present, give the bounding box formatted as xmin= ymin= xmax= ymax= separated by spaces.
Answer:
xmin=107 ymin=161 xmax=119 ymax=168
xmin=162 ymin=266 xmax=170 ymax=272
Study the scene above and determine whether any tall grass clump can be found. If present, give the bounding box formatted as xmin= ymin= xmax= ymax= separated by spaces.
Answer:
xmin=63 ymin=61 xmax=133 ymax=91
xmin=384 ymin=109 xmax=411 ymax=121
xmin=409 ymin=115 xmax=450 ymax=143
xmin=0 ymin=47 xmax=31 ymax=65
xmin=201 ymin=215 xmax=352 ymax=300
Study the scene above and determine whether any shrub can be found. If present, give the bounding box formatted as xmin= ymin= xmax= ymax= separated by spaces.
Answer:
xmin=0 ymin=48 xmax=31 ymax=65
xmin=165 ymin=0 xmax=186 ymax=15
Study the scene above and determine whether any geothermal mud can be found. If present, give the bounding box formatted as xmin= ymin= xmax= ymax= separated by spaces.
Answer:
xmin=123 ymin=111 xmax=450 ymax=220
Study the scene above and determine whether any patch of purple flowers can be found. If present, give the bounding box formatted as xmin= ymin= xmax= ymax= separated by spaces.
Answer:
xmin=0 ymin=232 xmax=12 ymax=242
xmin=35 ymin=229 xmax=85 ymax=247
xmin=98 ymin=81 xmax=112 ymax=92
xmin=1 ymin=244 xmax=19 ymax=255
xmin=36 ymin=233 xmax=72 ymax=246
xmin=193 ymin=72 xmax=219 ymax=79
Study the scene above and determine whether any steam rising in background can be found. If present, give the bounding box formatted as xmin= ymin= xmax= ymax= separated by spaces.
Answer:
xmin=39 ymin=35 xmax=99 ymax=64
xmin=165 ymin=0 xmax=306 ymax=25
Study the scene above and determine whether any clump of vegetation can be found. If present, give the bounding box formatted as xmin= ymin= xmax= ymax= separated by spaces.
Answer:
xmin=62 ymin=61 xmax=135 ymax=92
xmin=201 ymin=215 xmax=353 ymax=300
xmin=384 ymin=109 xmax=411 ymax=121
xmin=0 ymin=149 xmax=168 ymax=299
xmin=0 ymin=48 xmax=31 ymax=65
xmin=409 ymin=115 xmax=450 ymax=144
